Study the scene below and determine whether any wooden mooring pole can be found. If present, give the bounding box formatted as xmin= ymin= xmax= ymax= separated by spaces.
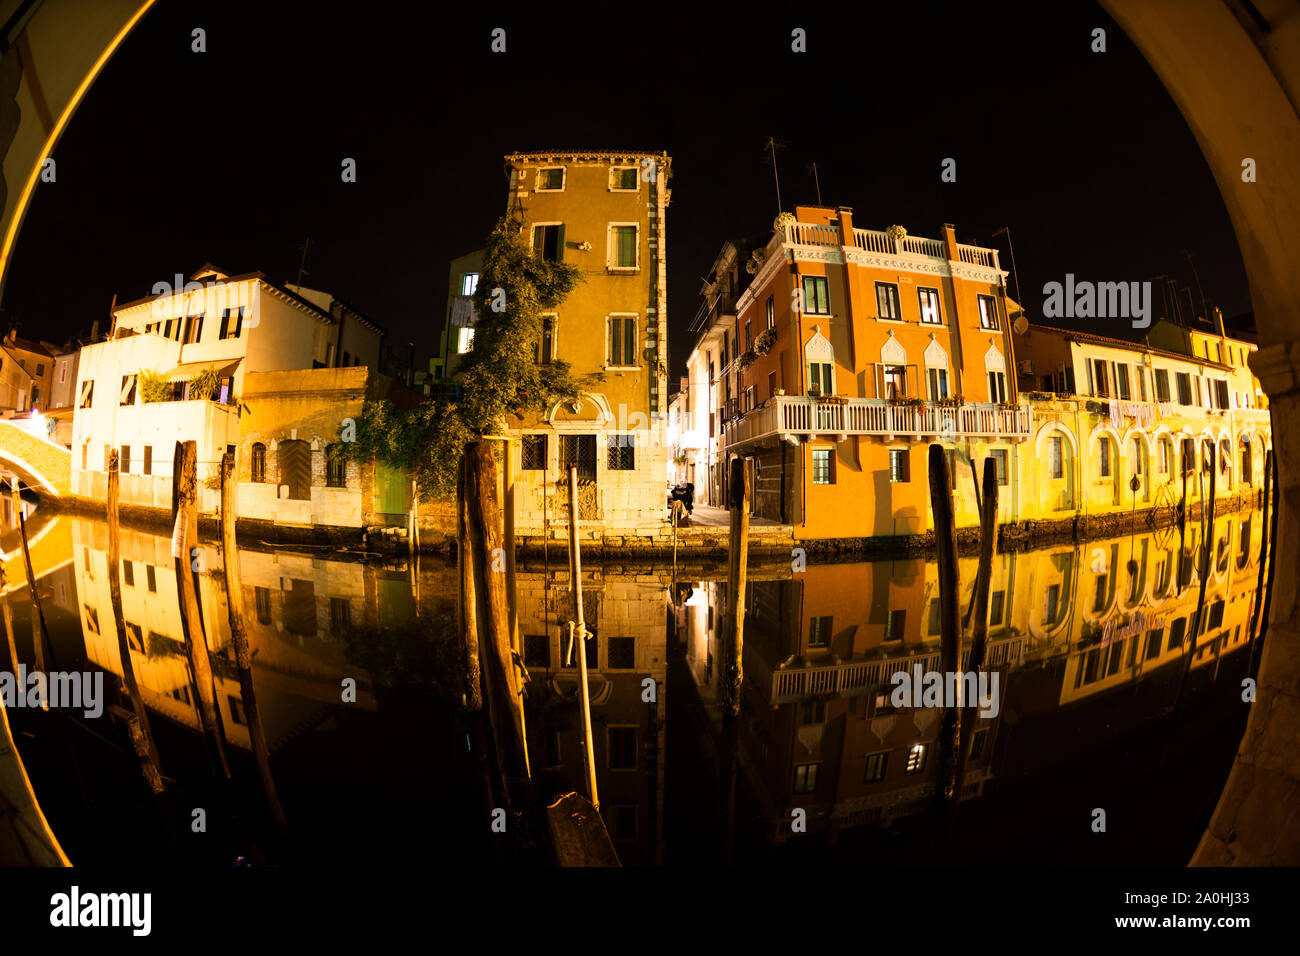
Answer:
xmin=220 ymin=453 xmax=287 ymax=832
xmin=172 ymin=440 xmax=230 ymax=778
xmin=928 ymin=445 xmax=962 ymax=817
xmin=108 ymin=450 xmax=164 ymax=793
xmin=567 ymin=464 xmax=599 ymax=810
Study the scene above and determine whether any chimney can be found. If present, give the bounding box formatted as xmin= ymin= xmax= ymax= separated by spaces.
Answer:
xmin=836 ymin=206 xmax=854 ymax=245
xmin=1213 ymin=306 xmax=1227 ymax=337
xmin=941 ymin=223 xmax=960 ymax=261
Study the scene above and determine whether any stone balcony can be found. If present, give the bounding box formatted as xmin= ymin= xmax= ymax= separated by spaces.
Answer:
xmin=722 ymin=396 xmax=1033 ymax=449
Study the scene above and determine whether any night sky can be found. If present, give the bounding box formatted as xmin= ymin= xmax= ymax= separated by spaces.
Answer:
xmin=1 ymin=1 xmax=1250 ymax=371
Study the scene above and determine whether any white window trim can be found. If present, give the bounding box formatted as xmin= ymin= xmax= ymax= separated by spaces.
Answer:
xmin=977 ymin=294 xmax=1002 ymax=331
xmin=607 ymin=222 xmax=640 ymax=272
xmin=531 ymin=221 xmax=565 ymax=260
xmin=606 ymin=313 xmax=640 ymax=370
xmin=535 ymin=166 xmax=566 ymax=192
xmin=461 ymin=272 xmax=480 ymax=296
xmin=539 ymin=312 xmax=559 ymax=362
xmin=917 ymin=286 xmax=944 ymax=326
xmin=608 ymin=166 xmax=639 ymax=192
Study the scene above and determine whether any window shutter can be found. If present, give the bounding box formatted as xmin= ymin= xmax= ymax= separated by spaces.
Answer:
xmin=220 ymin=310 xmax=230 ymax=339
xmin=557 ymin=224 xmax=565 ymax=262
xmin=624 ymin=318 xmax=635 ymax=366
xmin=235 ymin=308 xmax=244 ymax=336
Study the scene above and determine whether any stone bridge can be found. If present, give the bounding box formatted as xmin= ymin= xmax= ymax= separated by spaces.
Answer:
xmin=0 ymin=421 xmax=71 ymax=499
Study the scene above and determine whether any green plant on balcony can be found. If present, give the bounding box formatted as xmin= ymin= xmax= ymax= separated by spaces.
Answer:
xmin=138 ymin=369 xmax=171 ymax=403
xmin=935 ymin=395 xmax=964 ymax=408
xmin=889 ymin=397 xmax=924 ymax=408
xmin=754 ymin=327 xmax=777 ymax=355
xmin=738 ymin=349 xmax=758 ymax=369
xmin=188 ymin=367 xmax=223 ymax=402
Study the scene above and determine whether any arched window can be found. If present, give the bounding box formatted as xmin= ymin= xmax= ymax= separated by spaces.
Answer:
xmin=326 ymin=443 xmax=347 ymax=488
xmin=251 ymin=442 xmax=266 ymax=482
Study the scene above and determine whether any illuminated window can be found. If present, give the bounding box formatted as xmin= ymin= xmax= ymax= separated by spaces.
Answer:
xmin=904 ymin=744 xmax=927 ymax=775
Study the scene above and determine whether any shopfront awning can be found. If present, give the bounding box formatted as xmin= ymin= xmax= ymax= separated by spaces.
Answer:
xmin=164 ymin=359 xmax=240 ymax=382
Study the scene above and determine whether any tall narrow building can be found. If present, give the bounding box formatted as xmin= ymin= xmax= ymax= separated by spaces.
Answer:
xmin=503 ymin=150 xmax=672 ymax=535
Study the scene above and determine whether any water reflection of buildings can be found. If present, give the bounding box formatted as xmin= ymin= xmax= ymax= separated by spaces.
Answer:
xmin=516 ymin=567 xmax=668 ymax=865
xmin=680 ymin=510 xmax=1264 ymax=846
xmin=69 ymin=519 xmax=401 ymax=753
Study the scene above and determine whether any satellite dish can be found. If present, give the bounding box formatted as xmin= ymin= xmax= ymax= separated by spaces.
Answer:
xmin=1012 ymin=311 xmax=1029 ymax=335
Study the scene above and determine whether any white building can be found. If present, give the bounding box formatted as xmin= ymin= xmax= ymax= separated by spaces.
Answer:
xmin=70 ymin=265 xmax=386 ymax=519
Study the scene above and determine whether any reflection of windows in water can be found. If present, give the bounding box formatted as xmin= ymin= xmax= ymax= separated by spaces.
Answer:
xmin=608 ymin=805 xmax=638 ymax=841
xmin=1146 ymin=629 xmax=1163 ymax=659
xmin=170 ymin=685 xmax=191 ymax=706
xmin=1167 ymin=617 xmax=1187 ymax=650
xmin=905 ymin=745 xmax=927 ymax=775
xmin=122 ymin=560 xmax=134 ymax=588
xmin=83 ymin=547 xmax=93 ymax=579
xmin=254 ymin=587 xmax=273 ymax=624
xmin=988 ymin=591 xmax=1005 ymax=626
xmin=1209 ymin=600 xmax=1225 ymax=630
xmin=524 ymin=634 xmax=550 ymax=669
xmin=83 ymin=604 xmax=100 ymax=635
xmin=1043 ymin=583 xmax=1061 ymax=625
xmin=969 ymin=729 xmax=988 ymax=761
xmin=228 ymin=694 xmax=247 ymax=726
xmin=146 ymin=565 xmax=157 ymax=593
xmin=884 ymin=608 xmax=905 ymax=641
xmin=809 ymin=615 xmax=832 ymax=647
xmin=283 ymin=579 xmax=316 ymax=635
xmin=608 ymin=726 xmax=637 ymax=770
xmin=125 ymin=622 xmax=143 ymax=654
xmin=863 ymin=751 xmax=888 ymax=783
xmin=928 ymin=600 xmax=942 ymax=636
xmin=330 ymin=598 xmax=352 ymax=629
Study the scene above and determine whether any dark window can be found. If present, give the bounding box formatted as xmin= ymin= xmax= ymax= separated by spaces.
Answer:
xmin=521 ymin=434 xmax=548 ymax=470
xmin=608 ymin=726 xmax=637 ymax=770
xmin=1167 ymin=617 xmax=1187 ymax=650
xmin=251 ymin=443 xmax=266 ymax=482
xmin=991 ymin=448 xmax=1009 ymax=485
xmin=970 ymin=729 xmax=988 ymax=761
xmin=283 ymin=579 xmax=316 ymax=636
xmin=254 ymin=586 xmax=272 ymax=624
xmin=793 ymin=762 xmax=818 ymax=794
xmin=524 ymin=634 xmax=550 ymax=668
xmin=612 ymin=225 xmax=637 ymax=268
xmin=143 ymin=445 xmax=152 ymax=476
xmin=875 ymin=281 xmax=901 ymax=320
xmin=122 ymin=561 xmax=134 ymax=587
xmin=803 ymin=276 xmax=831 ymax=315
xmin=612 ymin=167 xmax=637 ymax=189
xmin=538 ymin=167 xmax=564 ymax=190
xmin=607 ymin=434 xmax=635 ymax=470
xmin=533 ymin=223 xmax=564 ymax=262
xmin=330 ymin=597 xmax=352 ymax=629
xmin=863 ymin=751 xmax=888 ymax=783
xmin=124 ymin=623 xmax=143 ymax=653
xmin=889 ymin=448 xmax=908 ymax=482
xmin=885 ymin=609 xmax=906 ymax=641
xmin=228 ymin=695 xmax=247 ymax=726
xmin=608 ymin=315 xmax=636 ymax=366
xmin=989 ymin=590 xmax=1005 ymax=626
xmin=326 ymin=444 xmax=347 ymax=488
xmin=538 ymin=316 xmax=555 ymax=363
xmin=809 ymin=615 xmax=832 ymax=647
xmin=561 ymin=628 xmax=598 ymax=670
xmin=120 ymin=445 xmax=131 ymax=474
xmin=559 ymin=434 xmax=596 ymax=480
xmin=608 ymin=637 xmax=635 ymax=669
xmin=146 ymin=565 xmax=157 ymax=593
xmin=1154 ymin=368 xmax=1171 ymax=402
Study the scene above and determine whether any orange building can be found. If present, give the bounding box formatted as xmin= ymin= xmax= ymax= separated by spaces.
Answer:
xmin=712 ymin=206 xmax=1031 ymax=538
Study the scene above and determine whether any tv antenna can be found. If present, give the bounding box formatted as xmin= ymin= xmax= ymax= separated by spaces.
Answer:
xmin=762 ymin=136 xmax=787 ymax=213
xmin=807 ymin=162 xmax=823 ymax=206
xmin=296 ymin=236 xmax=313 ymax=287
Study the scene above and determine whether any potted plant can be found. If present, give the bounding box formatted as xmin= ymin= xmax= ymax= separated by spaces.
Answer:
xmin=754 ymin=327 xmax=777 ymax=355
xmin=738 ymin=349 xmax=758 ymax=369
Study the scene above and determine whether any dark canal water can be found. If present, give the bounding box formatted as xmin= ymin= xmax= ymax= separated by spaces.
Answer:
xmin=1 ymin=507 xmax=1268 ymax=866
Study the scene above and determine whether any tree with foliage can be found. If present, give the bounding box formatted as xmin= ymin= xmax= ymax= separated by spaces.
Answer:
xmin=340 ymin=216 xmax=592 ymax=498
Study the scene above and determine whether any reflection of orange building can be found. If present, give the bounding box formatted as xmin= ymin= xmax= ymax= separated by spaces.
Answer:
xmin=704 ymin=207 xmax=1030 ymax=539
xmin=679 ymin=507 xmax=1266 ymax=845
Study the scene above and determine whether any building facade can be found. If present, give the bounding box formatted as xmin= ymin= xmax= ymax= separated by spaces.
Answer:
xmin=501 ymin=150 xmax=672 ymax=536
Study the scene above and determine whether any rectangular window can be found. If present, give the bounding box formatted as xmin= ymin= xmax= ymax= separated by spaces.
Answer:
xmin=863 ymin=752 xmax=888 ymax=784
xmin=884 ymin=365 xmax=906 ymax=399
xmin=143 ymin=445 xmax=153 ymax=476
xmin=608 ymin=637 xmax=635 ymax=670
xmin=537 ymin=167 xmax=564 ymax=190
xmin=524 ymin=634 xmax=550 ymax=669
xmin=1098 ymin=439 xmax=1112 ymax=477
xmin=330 ymin=598 xmax=351 ymax=629
xmin=1044 ymin=583 xmax=1060 ymax=624
xmin=875 ymin=281 xmax=901 ymax=320
xmin=793 ymin=763 xmax=819 ymax=794
xmin=1176 ymin=372 xmax=1192 ymax=405
xmin=1136 ymin=366 xmax=1147 ymax=401
xmin=610 ymin=166 xmax=638 ymax=190
xmin=1154 ymin=369 xmax=1171 ymax=402
xmin=809 ymin=615 xmax=832 ymax=647
xmin=918 ymin=287 xmax=942 ymax=324
xmin=1167 ymin=617 xmax=1187 ymax=651
xmin=521 ymin=434 xmax=547 ymax=470
xmin=765 ymin=295 xmax=775 ymax=330
xmin=608 ymin=726 xmax=637 ymax=770
xmin=122 ymin=560 xmax=134 ymax=588
xmin=532 ymin=223 xmax=564 ymax=262
xmin=607 ymin=434 xmax=635 ymax=470
xmin=885 ymin=609 xmax=906 ymax=641
xmin=1117 ymin=364 xmax=1131 ymax=400
xmin=904 ymin=744 xmax=927 ymax=775
xmin=146 ymin=565 xmax=157 ymax=593
xmin=1048 ymin=437 xmax=1063 ymax=479
xmin=989 ymin=589 xmax=1006 ymax=626
xmin=120 ymin=445 xmax=131 ymax=474
xmin=812 ymin=448 xmax=833 ymax=485
xmin=744 ymin=319 xmax=752 ymax=351
xmin=927 ymin=367 xmax=949 ymax=400
xmin=608 ymin=316 xmax=636 ymax=366
xmin=1092 ymin=360 xmax=1109 ymax=397
xmin=977 ymin=295 xmax=1000 ymax=330
xmin=184 ymin=313 xmax=203 ymax=344
xmin=610 ymin=225 xmax=638 ymax=269
xmin=991 ymin=448 xmax=1008 ymax=485
xmin=988 ymin=370 xmax=1007 ymax=403
xmin=538 ymin=316 xmax=555 ymax=363
xmin=460 ymin=272 xmax=479 ymax=296
xmin=809 ymin=362 xmax=833 ymax=395
xmin=119 ymin=374 xmax=137 ymax=406
xmin=58 ymin=361 xmax=67 ymax=384
xmin=804 ymin=276 xmax=831 ymax=315
xmin=889 ymin=448 xmax=909 ymax=482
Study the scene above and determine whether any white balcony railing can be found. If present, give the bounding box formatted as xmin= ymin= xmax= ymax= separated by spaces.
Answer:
xmin=723 ymin=396 xmax=1033 ymax=448
xmin=767 ymin=635 xmax=1028 ymax=704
